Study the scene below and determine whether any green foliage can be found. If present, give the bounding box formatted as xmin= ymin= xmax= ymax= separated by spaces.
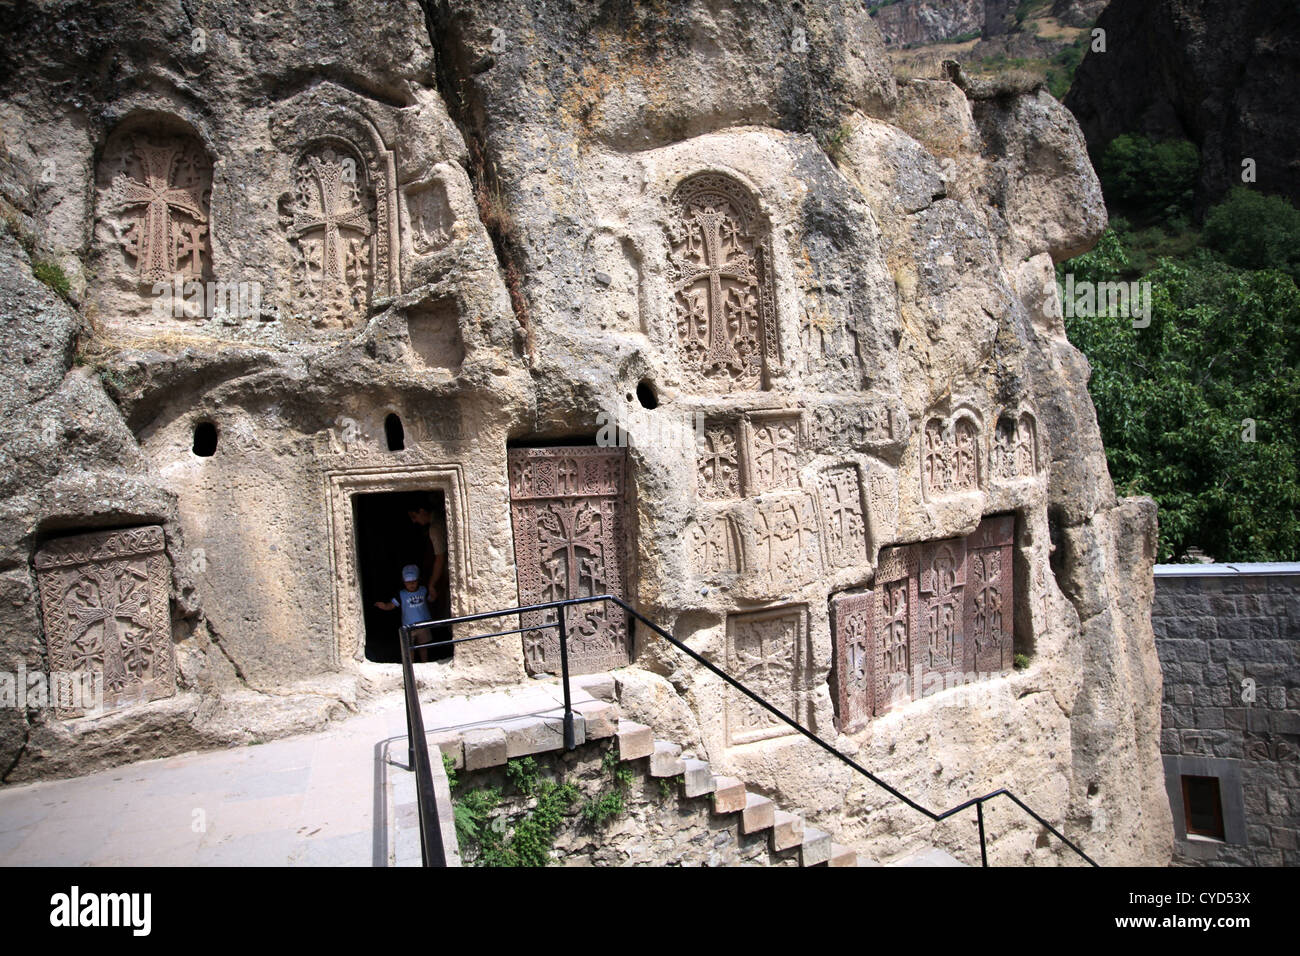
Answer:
xmin=580 ymin=747 xmax=634 ymax=829
xmin=1202 ymin=188 xmax=1300 ymax=282
xmin=32 ymin=258 xmax=71 ymax=300
xmin=442 ymin=752 xmax=458 ymax=791
xmin=1097 ymin=135 xmax=1199 ymax=224
xmin=505 ymin=756 xmax=539 ymax=796
xmin=818 ymin=122 xmax=853 ymax=167
xmin=1045 ymin=34 xmax=1089 ymax=100
xmin=1061 ymin=233 xmax=1300 ymax=561
xmin=500 ymin=779 xmax=579 ymax=867
xmin=1014 ymin=653 xmax=1031 ymax=671
xmin=452 ymin=785 xmax=501 ymax=850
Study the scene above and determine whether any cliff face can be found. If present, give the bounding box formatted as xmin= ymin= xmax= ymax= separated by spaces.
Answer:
xmin=0 ymin=0 xmax=1169 ymax=864
xmin=871 ymin=0 xmax=986 ymax=46
xmin=1065 ymin=0 xmax=1300 ymax=207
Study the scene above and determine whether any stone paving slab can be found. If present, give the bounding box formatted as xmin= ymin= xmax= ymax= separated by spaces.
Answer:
xmin=0 ymin=678 xmax=609 ymax=867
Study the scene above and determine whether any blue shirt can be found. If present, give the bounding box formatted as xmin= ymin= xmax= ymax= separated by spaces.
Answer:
xmin=392 ymin=586 xmax=432 ymax=627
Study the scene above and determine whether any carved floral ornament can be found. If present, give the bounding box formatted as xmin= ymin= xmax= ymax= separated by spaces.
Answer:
xmin=667 ymin=172 xmax=779 ymax=391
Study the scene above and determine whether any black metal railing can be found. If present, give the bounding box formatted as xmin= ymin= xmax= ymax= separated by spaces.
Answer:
xmin=399 ymin=593 xmax=1097 ymax=867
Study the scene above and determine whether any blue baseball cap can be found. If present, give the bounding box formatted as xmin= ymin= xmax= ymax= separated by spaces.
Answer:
xmin=402 ymin=564 xmax=420 ymax=582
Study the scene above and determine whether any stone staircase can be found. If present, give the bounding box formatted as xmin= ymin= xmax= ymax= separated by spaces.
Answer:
xmin=387 ymin=675 xmax=962 ymax=867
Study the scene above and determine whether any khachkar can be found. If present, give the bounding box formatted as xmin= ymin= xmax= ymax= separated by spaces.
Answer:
xmin=668 ymin=173 xmax=779 ymax=391
xmin=287 ymin=144 xmax=375 ymax=327
xmin=105 ymin=131 xmax=211 ymax=283
xmin=507 ymin=447 xmax=631 ymax=676
xmin=831 ymin=515 xmax=1016 ymax=728
xmin=34 ymin=527 xmax=176 ymax=718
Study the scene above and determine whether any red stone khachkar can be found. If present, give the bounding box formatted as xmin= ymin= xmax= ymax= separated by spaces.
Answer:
xmin=508 ymin=446 xmax=630 ymax=676
xmin=833 ymin=514 xmax=1016 ymax=728
xmin=34 ymin=526 xmax=176 ymax=717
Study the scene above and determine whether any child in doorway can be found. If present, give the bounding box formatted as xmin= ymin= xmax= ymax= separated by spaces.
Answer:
xmin=374 ymin=564 xmax=439 ymax=662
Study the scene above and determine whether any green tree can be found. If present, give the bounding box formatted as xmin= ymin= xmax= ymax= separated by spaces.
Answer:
xmin=1063 ymin=236 xmax=1300 ymax=561
xmin=1202 ymin=187 xmax=1300 ymax=282
xmin=1097 ymin=134 xmax=1199 ymax=224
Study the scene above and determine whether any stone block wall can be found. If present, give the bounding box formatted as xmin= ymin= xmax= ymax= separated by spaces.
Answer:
xmin=1153 ymin=568 xmax=1300 ymax=866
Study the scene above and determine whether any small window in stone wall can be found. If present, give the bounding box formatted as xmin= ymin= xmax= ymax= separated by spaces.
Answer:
xmin=385 ymin=413 xmax=405 ymax=451
xmin=1182 ymin=775 xmax=1226 ymax=840
xmin=192 ymin=421 xmax=218 ymax=456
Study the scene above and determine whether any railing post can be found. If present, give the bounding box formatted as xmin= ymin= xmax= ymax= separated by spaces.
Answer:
xmin=557 ymin=608 xmax=576 ymax=751
xmin=401 ymin=625 xmax=415 ymax=772
xmin=976 ymin=801 xmax=988 ymax=867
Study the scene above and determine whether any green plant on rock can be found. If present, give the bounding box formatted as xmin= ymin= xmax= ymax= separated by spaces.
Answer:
xmin=32 ymin=258 xmax=71 ymax=301
xmin=581 ymin=746 xmax=634 ymax=829
xmin=504 ymin=755 xmax=539 ymax=796
xmin=442 ymin=751 xmax=458 ymax=791
xmin=1014 ymin=653 xmax=1031 ymax=671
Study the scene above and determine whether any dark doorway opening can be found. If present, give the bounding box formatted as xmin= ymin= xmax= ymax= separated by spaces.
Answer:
xmin=353 ymin=489 xmax=452 ymax=663
xmin=193 ymin=421 xmax=218 ymax=456
xmin=385 ymin=413 xmax=405 ymax=451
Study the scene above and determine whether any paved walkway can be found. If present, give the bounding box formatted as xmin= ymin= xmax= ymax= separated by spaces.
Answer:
xmin=0 ymin=679 xmax=596 ymax=866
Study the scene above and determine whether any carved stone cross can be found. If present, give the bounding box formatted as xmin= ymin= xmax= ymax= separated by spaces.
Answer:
xmin=291 ymin=150 xmax=372 ymax=286
xmin=113 ymin=143 xmax=207 ymax=281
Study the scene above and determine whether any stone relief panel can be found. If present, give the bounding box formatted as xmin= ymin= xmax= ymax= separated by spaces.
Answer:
xmin=815 ymin=464 xmax=869 ymax=569
xmin=807 ymin=403 xmax=897 ymax=450
xmin=285 ymin=141 xmax=376 ymax=328
xmin=688 ymin=514 xmax=744 ymax=578
xmin=97 ymin=125 xmax=212 ymax=291
xmin=696 ymin=421 xmax=743 ymax=501
xmin=34 ymin=527 xmax=175 ymax=717
xmin=668 ymin=172 xmax=779 ymax=391
xmin=747 ymin=413 xmax=801 ymax=493
xmin=725 ymin=605 xmax=805 ymax=745
xmin=991 ymin=409 xmax=1041 ymax=482
xmin=963 ymin=514 xmax=1015 ymax=672
xmin=508 ymin=447 xmax=630 ymax=676
xmin=866 ymin=466 xmax=899 ymax=542
xmin=921 ymin=409 xmax=984 ymax=500
xmin=870 ymin=545 xmax=918 ymax=716
xmin=918 ymin=536 xmax=967 ymax=681
xmin=406 ymin=297 xmax=464 ymax=372
xmin=405 ymin=178 xmax=455 ymax=255
xmin=831 ymin=591 xmax=873 ymax=732
xmin=752 ymin=494 xmax=822 ymax=590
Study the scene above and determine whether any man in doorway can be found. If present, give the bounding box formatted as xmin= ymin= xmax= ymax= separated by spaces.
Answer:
xmin=406 ymin=493 xmax=451 ymax=660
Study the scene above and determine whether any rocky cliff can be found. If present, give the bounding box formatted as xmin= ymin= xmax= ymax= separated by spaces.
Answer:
xmin=0 ymin=0 xmax=1170 ymax=865
xmin=1065 ymin=0 xmax=1300 ymax=207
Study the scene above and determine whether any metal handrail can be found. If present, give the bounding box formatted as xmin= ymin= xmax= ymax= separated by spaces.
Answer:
xmin=398 ymin=593 xmax=1098 ymax=867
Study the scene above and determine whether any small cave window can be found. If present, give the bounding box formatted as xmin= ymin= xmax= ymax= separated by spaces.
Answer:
xmin=385 ymin=413 xmax=405 ymax=452
xmin=1182 ymin=775 xmax=1225 ymax=840
xmin=636 ymin=380 xmax=659 ymax=409
xmin=192 ymin=421 xmax=218 ymax=457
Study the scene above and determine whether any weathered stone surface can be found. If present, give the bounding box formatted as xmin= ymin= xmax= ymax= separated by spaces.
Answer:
xmin=682 ymin=758 xmax=715 ymax=798
xmin=0 ymin=0 xmax=1170 ymax=871
xmin=650 ymin=740 xmax=686 ymax=778
xmin=712 ymin=776 xmax=747 ymax=814
xmin=616 ymin=719 xmax=654 ymax=762
xmin=462 ymin=727 xmax=507 ymax=771
xmin=772 ymin=809 xmax=806 ymax=851
xmin=800 ymin=826 xmax=833 ymax=865
xmin=742 ymin=793 xmax=776 ymax=834
xmin=573 ymin=700 xmax=617 ymax=740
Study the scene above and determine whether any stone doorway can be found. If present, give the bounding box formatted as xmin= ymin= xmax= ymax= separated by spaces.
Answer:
xmin=353 ymin=489 xmax=452 ymax=663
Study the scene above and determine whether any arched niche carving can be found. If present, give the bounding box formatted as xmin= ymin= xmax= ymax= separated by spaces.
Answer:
xmin=667 ymin=172 xmax=779 ymax=391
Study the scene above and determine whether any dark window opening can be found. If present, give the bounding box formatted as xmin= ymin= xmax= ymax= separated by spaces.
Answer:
xmin=385 ymin=413 xmax=405 ymax=451
xmin=192 ymin=421 xmax=218 ymax=457
xmin=636 ymin=380 xmax=659 ymax=409
xmin=353 ymin=489 xmax=452 ymax=664
xmin=1182 ymin=775 xmax=1225 ymax=840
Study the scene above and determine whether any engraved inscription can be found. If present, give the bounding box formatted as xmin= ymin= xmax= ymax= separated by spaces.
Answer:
xmin=748 ymin=415 xmax=800 ymax=492
xmin=689 ymin=514 xmax=743 ymax=576
xmin=754 ymin=495 xmax=822 ymax=587
xmin=697 ymin=422 xmax=742 ymax=500
xmin=816 ymin=464 xmax=868 ymax=568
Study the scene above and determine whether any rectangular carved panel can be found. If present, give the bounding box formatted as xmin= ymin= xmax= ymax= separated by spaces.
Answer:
xmin=752 ymin=493 xmax=822 ymax=590
xmin=508 ymin=446 xmax=630 ymax=676
xmin=816 ymin=464 xmax=869 ymax=568
xmin=831 ymin=591 xmax=874 ymax=732
xmin=963 ymin=514 xmax=1015 ymax=672
xmin=725 ymin=606 xmax=805 ymax=745
xmin=870 ymin=545 xmax=918 ymax=716
xmin=35 ymin=526 xmax=175 ymax=717
xmin=747 ymin=414 xmax=801 ymax=493
xmin=918 ymin=535 xmax=967 ymax=685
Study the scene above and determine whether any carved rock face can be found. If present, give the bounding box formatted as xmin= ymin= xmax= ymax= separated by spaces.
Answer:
xmin=97 ymin=128 xmax=211 ymax=290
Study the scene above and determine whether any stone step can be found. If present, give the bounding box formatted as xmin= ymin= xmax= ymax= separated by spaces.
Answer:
xmin=771 ymin=809 xmax=805 ymax=852
xmin=461 ymin=726 xmax=507 ymax=771
xmin=828 ymin=843 xmax=857 ymax=867
xmin=799 ymin=827 xmax=832 ymax=866
xmin=574 ymin=699 xmax=618 ymax=739
xmin=616 ymin=719 xmax=654 ymax=761
xmin=649 ymin=740 xmax=685 ymax=777
xmin=681 ymin=758 xmax=714 ymax=797
xmin=711 ymin=776 xmax=747 ymax=814
xmin=741 ymin=793 xmax=775 ymax=834
xmin=501 ymin=713 xmax=585 ymax=759
xmin=891 ymin=847 xmax=967 ymax=867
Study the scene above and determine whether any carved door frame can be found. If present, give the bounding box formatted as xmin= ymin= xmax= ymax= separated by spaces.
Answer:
xmin=323 ymin=462 xmax=472 ymax=665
